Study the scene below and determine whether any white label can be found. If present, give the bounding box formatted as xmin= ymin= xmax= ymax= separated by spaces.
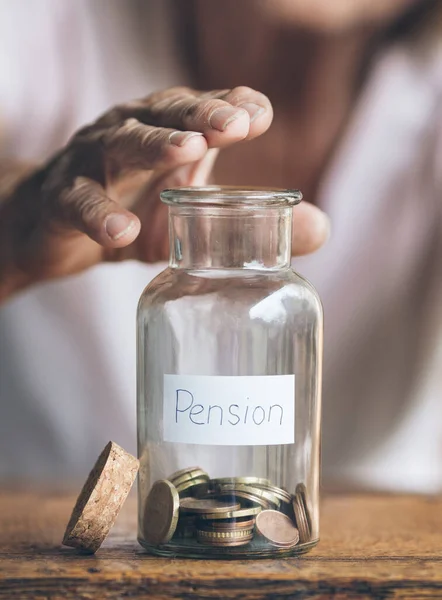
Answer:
xmin=163 ymin=374 xmax=295 ymax=446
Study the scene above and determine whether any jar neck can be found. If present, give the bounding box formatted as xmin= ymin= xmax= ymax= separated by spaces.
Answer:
xmin=168 ymin=206 xmax=292 ymax=270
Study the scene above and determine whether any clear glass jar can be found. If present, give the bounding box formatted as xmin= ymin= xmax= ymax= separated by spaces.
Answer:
xmin=137 ymin=187 xmax=323 ymax=559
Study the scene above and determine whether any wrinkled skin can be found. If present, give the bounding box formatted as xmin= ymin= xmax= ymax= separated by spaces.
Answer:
xmin=3 ymin=86 xmax=329 ymax=295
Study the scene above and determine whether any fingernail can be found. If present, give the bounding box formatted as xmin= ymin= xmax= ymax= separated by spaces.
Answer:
xmin=239 ymin=103 xmax=266 ymax=123
xmin=169 ymin=131 xmax=204 ymax=147
xmin=209 ymin=107 xmax=244 ymax=132
xmin=105 ymin=213 xmax=136 ymax=241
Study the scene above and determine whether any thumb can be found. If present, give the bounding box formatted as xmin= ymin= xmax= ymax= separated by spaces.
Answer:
xmin=57 ymin=177 xmax=141 ymax=247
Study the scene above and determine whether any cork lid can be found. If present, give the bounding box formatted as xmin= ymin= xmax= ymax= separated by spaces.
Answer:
xmin=62 ymin=441 xmax=139 ymax=554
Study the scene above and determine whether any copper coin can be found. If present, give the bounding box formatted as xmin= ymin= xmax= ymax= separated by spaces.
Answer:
xmin=296 ymin=483 xmax=312 ymax=533
xmin=292 ymin=494 xmax=310 ymax=543
xmin=180 ymin=498 xmax=241 ymax=514
xmin=256 ymin=509 xmax=299 ymax=548
xmin=143 ymin=479 xmax=179 ymax=545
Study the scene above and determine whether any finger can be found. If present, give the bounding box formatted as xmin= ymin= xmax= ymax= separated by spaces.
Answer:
xmin=102 ymin=119 xmax=208 ymax=172
xmin=292 ymin=202 xmax=331 ymax=256
xmin=93 ymin=86 xmax=272 ymax=147
xmin=200 ymin=86 xmax=273 ymax=140
xmin=140 ymin=95 xmax=251 ymax=148
xmin=56 ymin=176 xmax=141 ymax=248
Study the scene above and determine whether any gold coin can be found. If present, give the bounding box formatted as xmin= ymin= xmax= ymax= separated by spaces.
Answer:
xmin=175 ymin=476 xmax=211 ymax=494
xmin=196 ymin=528 xmax=254 ymax=546
xmin=253 ymin=483 xmax=292 ymax=504
xmin=180 ymin=497 xmax=241 ymax=514
xmin=255 ymin=509 xmax=299 ymax=548
xmin=200 ymin=517 xmax=255 ymax=531
xmin=167 ymin=466 xmax=202 ymax=481
xmin=199 ymin=505 xmax=262 ymax=520
xmin=169 ymin=469 xmax=209 ymax=487
xmin=197 ymin=528 xmax=253 ymax=540
xmin=216 ymin=484 xmax=280 ymax=509
xmin=212 ymin=477 xmax=271 ymax=487
xmin=143 ymin=479 xmax=179 ymax=545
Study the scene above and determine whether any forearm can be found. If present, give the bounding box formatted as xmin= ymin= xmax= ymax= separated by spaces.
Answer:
xmin=0 ymin=160 xmax=40 ymax=303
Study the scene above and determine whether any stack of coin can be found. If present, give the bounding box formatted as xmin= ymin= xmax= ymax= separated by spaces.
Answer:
xmin=167 ymin=466 xmax=210 ymax=498
xmin=179 ymin=496 xmax=259 ymax=547
xmin=196 ymin=514 xmax=255 ymax=547
xmin=292 ymin=485 xmax=311 ymax=543
xmin=143 ymin=468 xmax=313 ymax=552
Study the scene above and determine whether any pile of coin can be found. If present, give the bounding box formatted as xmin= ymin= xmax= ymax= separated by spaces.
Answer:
xmin=142 ymin=467 xmax=312 ymax=552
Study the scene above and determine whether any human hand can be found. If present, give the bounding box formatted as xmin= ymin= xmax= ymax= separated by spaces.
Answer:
xmin=2 ymin=86 xmax=329 ymax=296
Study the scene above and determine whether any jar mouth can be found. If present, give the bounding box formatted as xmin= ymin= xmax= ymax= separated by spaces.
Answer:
xmin=160 ymin=186 xmax=302 ymax=207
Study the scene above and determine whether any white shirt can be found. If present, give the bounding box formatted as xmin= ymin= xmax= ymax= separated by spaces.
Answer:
xmin=0 ymin=0 xmax=441 ymax=491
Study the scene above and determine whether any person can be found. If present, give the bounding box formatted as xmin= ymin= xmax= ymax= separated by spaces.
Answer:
xmin=0 ymin=0 xmax=441 ymax=490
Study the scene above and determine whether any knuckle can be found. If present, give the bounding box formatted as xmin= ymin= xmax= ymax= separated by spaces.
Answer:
xmin=62 ymin=178 xmax=106 ymax=222
xmin=182 ymin=98 xmax=224 ymax=123
xmin=93 ymin=106 xmax=125 ymax=128
xmin=103 ymin=119 xmax=167 ymax=164
xmin=228 ymin=86 xmax=270 ymax=106
xmin=144 ymin=86 xmax=195 ymax=104
xmin=230 ymin=85 xmax=255 ymax=97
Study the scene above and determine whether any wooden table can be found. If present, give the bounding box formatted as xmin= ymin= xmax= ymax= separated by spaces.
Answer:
xmin=1 ymin=490 xmax=442 ymax=599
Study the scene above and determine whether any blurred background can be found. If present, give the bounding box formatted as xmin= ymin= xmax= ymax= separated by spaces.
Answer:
xmin=0 ymin=0 xmax=441 ymax=492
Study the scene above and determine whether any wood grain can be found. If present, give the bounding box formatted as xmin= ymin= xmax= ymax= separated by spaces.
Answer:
xmin=1 ymin=489 xmax=442 ymax=599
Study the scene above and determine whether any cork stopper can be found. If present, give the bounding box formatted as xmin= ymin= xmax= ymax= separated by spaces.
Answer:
xmin=62 ymin=441 xmax=139 ymax=553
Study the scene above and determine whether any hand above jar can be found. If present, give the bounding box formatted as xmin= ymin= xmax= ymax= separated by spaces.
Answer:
xmin=0 ymin=86 xmax=330 ymax=302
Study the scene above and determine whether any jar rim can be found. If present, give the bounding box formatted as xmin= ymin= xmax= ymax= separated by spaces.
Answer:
xmin=160 ymin=186 xmax=302 ymax=207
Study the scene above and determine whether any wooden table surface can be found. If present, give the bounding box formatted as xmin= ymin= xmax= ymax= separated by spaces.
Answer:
xmin=1 ymin=490 xmax=442 ymax=600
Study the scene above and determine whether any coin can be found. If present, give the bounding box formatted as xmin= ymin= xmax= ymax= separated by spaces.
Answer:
xmin=255 ymin=509 xmax=299 ymax=548
xmin=143 ymin=479 xmax=180 ymax=545
xmin=216 ymin=484 xmax=280 ymax=509
xmin=175 ymin=476 xmax=211 ymax=495
xmin=180 ymin=498 xmax=241 ymax=514
xmin=215 ymin=489 xmax=272 ymax=509
xmin=292 ymin=494 xmax=310 ymax=543
xmin=200 ymin=517 xmax=255 ymax=531
xmin=170 ymin=469 xmax=210 ymax=487
xmin=197 ymin=528 xmax=253 ymax=540
xmin=212 ymin=477 xmax=271 ymax=487
xmin=254 ymin=483 xmax=292 ymax=505
xmin=167 ymin=466 xmax=202 ymax=481
xmin=296 ymin=483 xmax=312 ymax=533
xmin=198 ymin=504 xmax=262 ymax=520
xmin=196 ymin=528 xmax=254 ymax=546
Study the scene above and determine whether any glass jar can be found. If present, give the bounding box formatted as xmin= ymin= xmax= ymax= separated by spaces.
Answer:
xmin=137 ymin=187 xmax=323 ymax=559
